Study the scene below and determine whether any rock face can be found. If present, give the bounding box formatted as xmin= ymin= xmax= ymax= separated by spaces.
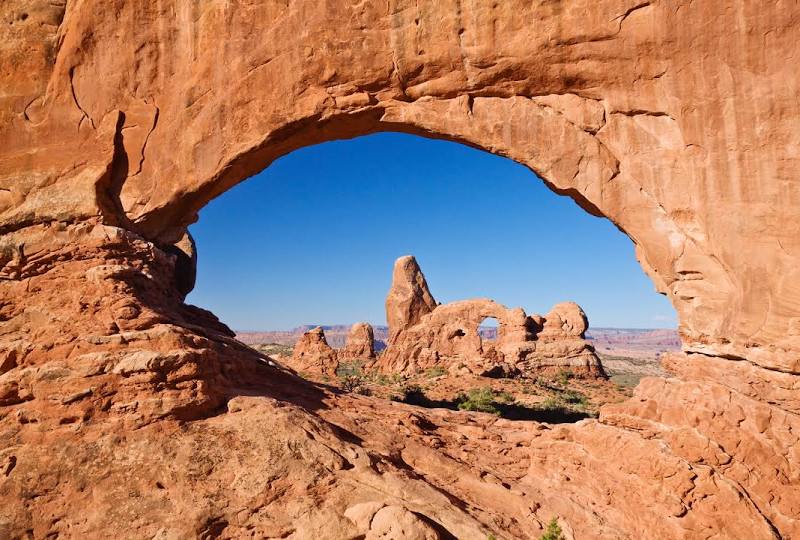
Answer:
xmin=1 ymin=1 xmax=799 ymax=538
xmin=380 ymin=257 xmax=604 ymax=377
xmin=287 ymin=323 xmax=375 ymax=374
xmin=289 ymin=327 xmax=339 ymax=376
xmin=339 ymin=322 xmax=376 ymax=361
xmin=521 ymin=302 xmax=602 ymax=375
xmin=386 ymin=256 xmax=438 ymax=343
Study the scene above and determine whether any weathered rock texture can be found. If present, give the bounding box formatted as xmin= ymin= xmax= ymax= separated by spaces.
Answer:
xmin=381 ymin=256 xmax=604 ymax=377
xmin=289 ymin=326 xmax=339 ymax=376
xmin=339 ymin=322 xmax=376 ymax=361
xmin=1 ymin=0 xmax=799 ymax=538
xmin=287 ymin=323 xmax=376 ymax=374
xmin=386 ymin=256 xmax=438 ymax=343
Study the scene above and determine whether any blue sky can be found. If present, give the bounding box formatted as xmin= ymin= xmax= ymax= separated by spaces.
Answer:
xmin=187 ymin=132 xmax=676 ymax=331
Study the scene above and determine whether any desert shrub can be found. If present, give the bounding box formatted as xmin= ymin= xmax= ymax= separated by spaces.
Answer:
xmin=536 ymin=397 xmax=562 ymax=411
xmin=494 ymin=390 xmax=515 ymax=404
xmin=391 ymin=383 xmax=426 ymax=403
xmin=561 ymin=389 xmax=587 ymax=406
xmin=336 ymin=360 xmax=365 ymax=378
xmin=555 ymin=369 xmax=573 ymax=386
xmin=372 ymin=374 xmax=390 ymax=386
xmin=539 ymin=517 xmax=565 ymax=540
xmin=372 ymin=373 xmax=406 ymax=386
xmin=340 ymin=374 xmax=369 ymax=394
xmin=456 ymin=387 xmax=501 ymax=415
xmin=424 ymin=366 xmax=448 ymax=378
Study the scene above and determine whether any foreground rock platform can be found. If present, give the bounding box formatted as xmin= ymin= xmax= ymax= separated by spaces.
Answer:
xmin=1 ymin=1 xmax=799 ymax=537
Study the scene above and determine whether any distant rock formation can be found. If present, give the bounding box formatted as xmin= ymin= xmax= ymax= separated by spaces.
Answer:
xmin=287 ymin=323 xmax=377 ymax=374
xmin=289 ymin=327 xmax=338 ymax=376
xmin=520 ymin=302 xmax=603 ymax=376
xmin=385 ymin=256 xmax=438 ymax=343
xmin=339 ymin=322 xmax=376 ymax=361
xmin=378 ymin=256 xmax=604 ymax=378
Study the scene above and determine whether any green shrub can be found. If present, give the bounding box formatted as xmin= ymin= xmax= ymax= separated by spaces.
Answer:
xmin=540 ymin=517 xmax=565 ymax=540
xmin=392 ymin=383 xmax=426 ymax=403
xmin=494 ymin=390 xmax=515 ymax=404
xmin=336 ymin=360 xmax=365 ymax=378
xmin=561 ymin=389 xmax=587 ymax=406
xmin=424 ymin=366 xmax=448 ymax=378
xmin=536 ymin=397 xmax=562 ymax=411
xmin=340 ymin=374 xmax=369 ymax=394
xmin=555 ymin=369 xmax=573 ymax=386
xmin=456 ymin=387 xmax=501 ymax=415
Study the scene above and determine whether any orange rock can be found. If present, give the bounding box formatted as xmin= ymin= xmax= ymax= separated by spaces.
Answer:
xmin=288 ymin=326 xmax=339 ymax=376
xmin=385 ymin=256 xmax=438 ymax=343
xmin=380 ymin=257 xmax=604 ymax=377
xmin=339 ymin=322 xmax=376 ymax=361
xmin=0 ymin=1 xmax=799 ymax=537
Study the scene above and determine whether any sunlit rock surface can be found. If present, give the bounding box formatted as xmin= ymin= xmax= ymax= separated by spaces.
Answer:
xmin=1 ymin=0 xmax=799 ymax=537
xmin=380 ymin=256 xmax=604 ymax=377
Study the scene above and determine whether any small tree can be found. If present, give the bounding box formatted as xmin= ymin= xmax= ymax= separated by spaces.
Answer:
xmin=539 ymin=517 xmax=565 ymax=540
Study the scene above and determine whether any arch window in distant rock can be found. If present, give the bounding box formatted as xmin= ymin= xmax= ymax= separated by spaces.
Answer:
xmin=478 ymin=317 xmax=500 ymax=342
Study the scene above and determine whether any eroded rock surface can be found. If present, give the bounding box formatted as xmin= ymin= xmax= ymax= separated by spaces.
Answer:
xmin=1 ymin=0 xmax=799 ymax=538
xmin=386 ymin=256 xmax=438 ymax=343
xmin=380 ymin=257 xmax=604 ymax=377
xmin=339 ymin=322 xmax=376 ymax=361
xmin=289 ymin=327 xmax=339 ymax=376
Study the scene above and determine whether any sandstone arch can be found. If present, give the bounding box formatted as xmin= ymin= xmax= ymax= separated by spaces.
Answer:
xmin=1 ymin=1 xmax=799 ymax=537
xmin=379 ymin=256 xmax=604 ymax=377
xmin=3 ymin=0 xmax=798 ymax=369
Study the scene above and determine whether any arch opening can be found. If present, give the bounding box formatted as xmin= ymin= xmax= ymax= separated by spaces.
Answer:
xmin=187 ymin=131 xmax=677 ymax=420
xmin=478 ymin=317 xmax=500 ymax=342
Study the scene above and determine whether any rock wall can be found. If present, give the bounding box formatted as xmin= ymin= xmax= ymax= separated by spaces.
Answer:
xmin=380 ymin=256 xmax=604 ymax=377
xmin=1 ymin=1 xmax=799 ymax=537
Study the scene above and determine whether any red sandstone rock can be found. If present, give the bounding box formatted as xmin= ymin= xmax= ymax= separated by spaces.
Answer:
xmin=380 ymin=257 xmax=604 ymax=377
xmin=339 ymin=322 xmax=376 ymax=361
xmin=0 ymin=1 xmax=799 ymax=538
xmin=386 ymin=256 xmax=438 ymax=343
xmin=288 ymin=326 xmax=339 ymax=376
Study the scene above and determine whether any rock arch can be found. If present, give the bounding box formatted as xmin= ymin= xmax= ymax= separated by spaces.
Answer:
xmin=3 ymin=0 xmax=797 ymax=368
xmin=1 ymin=0 xmax=798 ymax=537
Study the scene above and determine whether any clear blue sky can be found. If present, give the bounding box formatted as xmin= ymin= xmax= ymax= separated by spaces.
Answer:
xmin=187 ymin=132 xmax=676 ymax=331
